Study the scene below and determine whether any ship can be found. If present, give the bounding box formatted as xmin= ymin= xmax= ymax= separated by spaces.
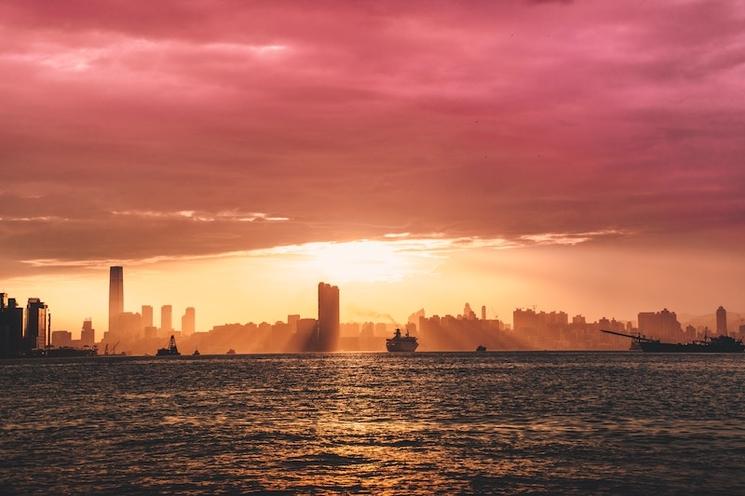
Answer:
xmin=476 ymin=345 xmax=487 ymax=352
xmin=601 ymin=329 xmax=745 ymax=353
xmin=226 ymin=349 xmax=236 ymax=355
xmin=156 ymin=335 xmax=181 ymax=356
xmin=386 ymin=328 xmax=418 ymax=352
xmin=26 ymin=346 xmax=97 ymax=358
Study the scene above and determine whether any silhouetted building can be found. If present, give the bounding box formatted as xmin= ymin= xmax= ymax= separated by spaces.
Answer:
xmin=161 ymin=305 xmax=173 ymax=334
xmin=109 ymin=266 xmax=124 ymax=334
xmin=716 ymin=306 xmax=727 ymax=335
xmin=638 ymin=309 xmax=682 ymax=342
xmin=80 ymin=319 xmax=95 ymax=347
xmin=182 ymin=307 xmax=195 ymax=335
xmin=287 ymin=314 xmax=300 ymax=334
xmin=463 ymin=303 xmax=476 ymax=320
xmin=141 ymin=305 xmax=153 ymax=329
xmin=115 ymin=312 xmax=143 ymax=338
xmin=0 ymin=294 xmax=24 ymax=357
xmin=25 ymin=298 xmax=48 ymax=350
xmin=481 ymin=305 xmax=487 ymax=321
xmin=317 ymin=282 xmax=339 ymax=351
xmin=51 ymin=330 xmax=72 ymax=347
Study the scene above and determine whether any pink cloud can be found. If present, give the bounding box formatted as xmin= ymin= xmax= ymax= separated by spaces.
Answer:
xmin=1 ymin=0 xmax=744 ymax=277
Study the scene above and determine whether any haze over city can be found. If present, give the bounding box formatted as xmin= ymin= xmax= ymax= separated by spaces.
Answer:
xmin=1 ymin=1 xmax=745 ymax=335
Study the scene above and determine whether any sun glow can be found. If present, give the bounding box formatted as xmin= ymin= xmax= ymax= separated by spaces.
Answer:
xmin=271 ymin=240 xmax=419 ymax=283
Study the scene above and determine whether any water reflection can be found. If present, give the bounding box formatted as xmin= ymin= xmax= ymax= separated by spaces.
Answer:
xmin=1 ymin=353 xmax=744 ymax=494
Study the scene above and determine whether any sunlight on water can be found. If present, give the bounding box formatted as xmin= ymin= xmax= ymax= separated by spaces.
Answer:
xmin=1 ymin=353 xmax=745 ymax=495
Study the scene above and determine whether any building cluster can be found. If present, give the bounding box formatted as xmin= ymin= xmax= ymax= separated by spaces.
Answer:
xmin=416 ymin=303 xmax=509 ymax=350
xmin=101 ymin=266 xmax=341 ymax=355
xmin=0 ymin=293 xmax=95 ymax=357
xmin=104 ymin=266 xmax=197 ymax=352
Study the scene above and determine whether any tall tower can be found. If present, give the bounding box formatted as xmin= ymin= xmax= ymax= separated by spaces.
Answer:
xmin=25 ymin=298 xmax=48 ymax=350
xmin=108 ymin=266 xmax=124 ymax=334
xmin=716 ymin=306 xmax=727 ymax=335
xmin=181 ymin=307 xmax=195 ymax=335
xmin=481 ymin=305 xmax=487 ymax=321
xmin=317 ymin=282 xmax=339 ymax=351
xmin=161 ymin=305 xmax=173 ymax=334
xmin=0 ymin=294 xmax=24 ymax=356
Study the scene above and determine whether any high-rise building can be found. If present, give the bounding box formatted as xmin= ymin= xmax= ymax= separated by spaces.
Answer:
xmin=716 ymin=306 xmax=727 ymax=335
xmin=181 ymin=307 xmax=195 ymax=335
xmin=25 ymin=298 xmax=48 ymax=350
xmin=638 ymin=309 xmax=682 ymax=341
xmin=141 ymin=305 xmax=153 ymax=329
xmin=481 ymin=305 xmax=487 ymax=321
xmin=109 ymin=266 xmax=124 ymax=334
xmin=0 ymin=294 xmax=24 ymax=357
xmin=80 ymin=319 xmax=95 ymax=347
xmin=287 ymin=314 xmax=300 ymax=334
xmin=463 ymin=303 xmax=476 ymax=320
xmin=317 ymin=282 xmax=339 ymax=351
xmin=161 ymin=305 xmax=173 ymax=334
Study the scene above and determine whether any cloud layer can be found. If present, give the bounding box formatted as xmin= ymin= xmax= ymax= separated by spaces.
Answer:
xmin=2 ymin=0 xmax=745 ymax=276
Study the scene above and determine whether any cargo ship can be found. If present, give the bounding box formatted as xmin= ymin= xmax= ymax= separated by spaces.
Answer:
xmin=386 ymin=328 xmax=418 ymax=352
xmin=601 ymin=330 xmax=745 ymax=353
xmin=156 ymin=335 xmax=181 ymax=356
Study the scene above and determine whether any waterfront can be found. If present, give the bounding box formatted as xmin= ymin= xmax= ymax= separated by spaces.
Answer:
xmin=1 ymin=352 xmax=745 ymax=495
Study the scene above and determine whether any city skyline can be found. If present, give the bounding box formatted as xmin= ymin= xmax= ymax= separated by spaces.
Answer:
xmin=2 ymin=262 xmax=744 ymax=356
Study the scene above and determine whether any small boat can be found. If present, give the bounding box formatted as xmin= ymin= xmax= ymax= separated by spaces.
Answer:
xmin=226 ymin=349 xmax=236 ymax=355
xmin=476 ymin=345 xmax=487 ymax=352
xmin=386 ymin=328 xmax=418 ymax=352
xmin=156 ymin=335 xmax=181 ymax=356
xmin=192 ymin=349 xmax=200 ymax=356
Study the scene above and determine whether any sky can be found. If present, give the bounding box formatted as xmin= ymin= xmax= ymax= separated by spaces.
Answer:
xmin=1 ymin=0 xmax=745 ymax=335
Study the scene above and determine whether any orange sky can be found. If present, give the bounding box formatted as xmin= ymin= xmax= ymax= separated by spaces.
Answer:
xmin=1 ymin=1 xmax=744 ymax=335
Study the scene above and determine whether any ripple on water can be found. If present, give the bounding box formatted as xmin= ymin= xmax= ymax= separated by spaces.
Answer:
xmin=1 ymin=352 xmax=745 ymax=495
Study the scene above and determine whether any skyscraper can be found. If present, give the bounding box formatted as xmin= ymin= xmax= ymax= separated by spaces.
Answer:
xmin=161 ymin=305 xmax=173 ymax=334
xmin=716 ymin=306 xmax=727 ymax=335
xmin=181 ymin=307 xmax=195 ymax=335
xmin=109 ymin=266 xmax=124 ymax=334
xmin=638 ymin=309 xmax=682 ymax=341
xmin=317 ymin=282 xmax=339 ymax=351
xmin=0 ymin=294 xmax=24 ymax=357
xmin=81 ymin=319 xmax=95 ymax=347
xmin=141 ymin=305 xmax=153 ymax=328
xmin=481 ymin=305 xmax=487 ymax=321
xmin=25 ymin=298 xmax=48 ymax=350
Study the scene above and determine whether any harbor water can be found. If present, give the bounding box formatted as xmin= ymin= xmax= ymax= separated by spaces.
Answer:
xmin=1 ymin=352 xmax=744 ymax=494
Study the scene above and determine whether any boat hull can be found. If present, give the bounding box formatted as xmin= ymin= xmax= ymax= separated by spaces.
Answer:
xmin=386 ymin=340 xmax=418 ymax=352
xmin=639 ymin=341 xmax=744 ymax=353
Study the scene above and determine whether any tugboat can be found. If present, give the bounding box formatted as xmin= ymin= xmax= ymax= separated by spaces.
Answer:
xmin=386 ymin=328 xmax=418 ymax=352
xmin=601 ymin=330 xmax=745 ymax=353
xmin=156 ymin=335 xmax=181 ymax=356
xmin=192 ymin=349 xmax=200 ymax=356
xmin=476 ymin=345 xmax=487 ymax=352
xmin=226 ymin=349 xmax=236 ymax=355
